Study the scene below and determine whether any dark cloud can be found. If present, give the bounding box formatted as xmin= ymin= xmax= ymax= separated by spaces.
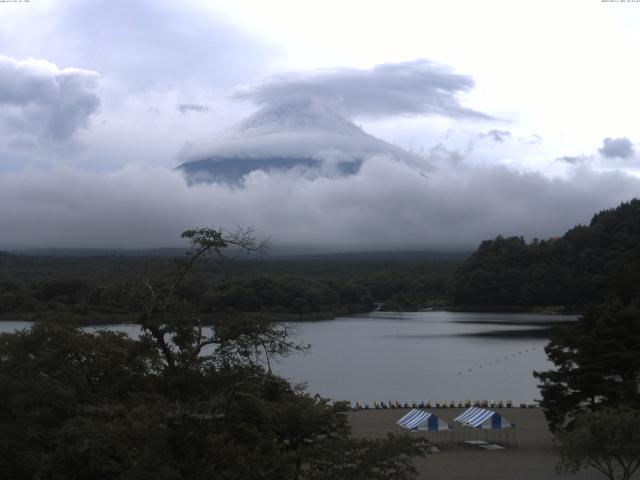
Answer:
xmin=555 ymin=155 xmax=586 ymax=165
xmin=481 ymin=129 xmax=512 ymax=142
xmin=178 ymin=104 xmax=211 ymax=114
xmin=234 ymin=60 xmax=492 ymax=120
xmin=0 ymin=55 xmax=99 ymax=145
xmin=599 ymin=137 xmax=635 ymax=159
xmin=526 ymin=134 xmax=543 ymax=145
xmin=0 ymin=160 xmax=638 ymax=250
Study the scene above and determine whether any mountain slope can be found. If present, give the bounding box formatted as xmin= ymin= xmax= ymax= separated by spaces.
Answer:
xmin=176 ymin=97 xmax=424 ymax=183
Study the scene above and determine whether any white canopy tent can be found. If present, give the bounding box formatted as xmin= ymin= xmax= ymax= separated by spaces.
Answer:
xmin=452 ymin=407 xmax=513 ymax=429
xmin=397 ymin=409 xmax=450 ymax=431
xmin=396 ymin=409 xmax=452 ymax=445
xmin=452 ymin=407 xmax=517 ymax=447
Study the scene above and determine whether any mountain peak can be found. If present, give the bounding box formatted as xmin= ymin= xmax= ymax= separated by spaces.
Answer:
xmin=177 ymin=97 xmax=424 ymax=183
xmin=235 ymin=96 xmax=366 ymax=138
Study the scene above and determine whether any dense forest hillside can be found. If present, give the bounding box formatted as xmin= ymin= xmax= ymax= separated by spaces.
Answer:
xmin=451 ymin=199 xmax=640 ymax=308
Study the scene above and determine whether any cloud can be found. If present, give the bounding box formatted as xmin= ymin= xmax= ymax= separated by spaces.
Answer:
xmin=0 ymin=1 xmax=274 ymax=171
xmin=1 ymin=159 xmax=638 ymax=251
xmin=0 ymin=55 xmax=99 ymax=145
xmin=178 ymin=104 xmax=211 ymax=114
xmin=555 ymin=155 xmax=586 ymax=165
xmin=526 ymin=134 xmax=543 ymax=145
xmin=43 ymin=0 xmax=274 ymax=92
xmin=181 ymin=96 xmax=422 ymax=165
xmin=183 ymin=59 xmax=492 ymax=166
xmin=234 ymin=59 xmax=492 ymax=120
xmin=480 ymin=129 xmax=512 ymax=142
xmin=599 ymin=137 xmax=635 ymax=159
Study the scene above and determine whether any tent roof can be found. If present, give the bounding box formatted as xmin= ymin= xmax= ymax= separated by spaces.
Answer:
xmin=396 ymin=409 xmax=449 ymax=431
xmin=453 ymin=407 xmax=513 ymax=429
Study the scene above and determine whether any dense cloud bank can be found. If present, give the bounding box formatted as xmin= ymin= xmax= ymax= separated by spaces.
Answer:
xmin=2 ymin=158 xmax=638 ymax=250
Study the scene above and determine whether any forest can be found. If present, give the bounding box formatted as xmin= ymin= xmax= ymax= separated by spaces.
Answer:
xmin=450 ymin=199 xmax=640 ymax=309
xmin=2 ymin=199 xmax=640 ymax=321
xmin=0 ymin=250 xmax=460 ymax=322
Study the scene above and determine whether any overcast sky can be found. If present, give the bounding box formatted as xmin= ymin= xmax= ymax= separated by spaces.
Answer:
xmin=1 ymin=0 xmax=639 ymax=250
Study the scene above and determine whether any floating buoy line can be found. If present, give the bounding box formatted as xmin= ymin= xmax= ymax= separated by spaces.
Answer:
xmin=351 ymin=399 xmax=538 ymax=410
xmin=456 ymin=346 xmax=538 ymax=376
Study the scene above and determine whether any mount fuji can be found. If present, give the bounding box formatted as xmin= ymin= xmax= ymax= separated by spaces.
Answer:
xmin=176 ymin=97 xmax=424 ymax=183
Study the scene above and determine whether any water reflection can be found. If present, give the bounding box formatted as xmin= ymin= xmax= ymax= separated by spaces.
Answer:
xmin=273 ymin=311 xmax=573 ymax=404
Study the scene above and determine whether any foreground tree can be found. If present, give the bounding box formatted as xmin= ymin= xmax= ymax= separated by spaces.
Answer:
xmin=534 ymin=300 xmax=640 ymax=431
xmin=0 ymin=227 xmax=427 ymax=479
xmin=536 ymin=300 xmax=640 ymax=479
xmin=557 ymin=407 xmax=640 ymax=480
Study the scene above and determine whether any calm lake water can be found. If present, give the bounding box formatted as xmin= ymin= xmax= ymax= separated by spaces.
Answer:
xmin=0 ymin=311 xmax=572 ymax=404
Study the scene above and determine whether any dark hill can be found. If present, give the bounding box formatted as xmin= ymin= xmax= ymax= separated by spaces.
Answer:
xmin=450 ymin=199 xmax=640 ymax=308
xmin=176 ymin=156 xmax=363 ymax=184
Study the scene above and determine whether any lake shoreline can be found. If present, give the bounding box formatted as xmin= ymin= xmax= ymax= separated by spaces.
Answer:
xmin=0 ymin=306 xmax=582 ymax=324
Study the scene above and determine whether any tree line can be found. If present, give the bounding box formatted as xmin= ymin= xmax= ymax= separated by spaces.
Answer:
xmin=451 ymin=199 xmax=640 ymax=309
xmin=0 ymin=250 xmax=458 ymax=322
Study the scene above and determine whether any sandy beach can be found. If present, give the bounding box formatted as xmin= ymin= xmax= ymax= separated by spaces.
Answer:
xmin=348 ymin=408 xmax=603 ymax=480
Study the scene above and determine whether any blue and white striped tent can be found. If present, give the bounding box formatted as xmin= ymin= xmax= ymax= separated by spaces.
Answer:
xmin=396 ymin=409 xmax=450 ymax=431
xmin=452 ymin=407 xmax=513 ymax=429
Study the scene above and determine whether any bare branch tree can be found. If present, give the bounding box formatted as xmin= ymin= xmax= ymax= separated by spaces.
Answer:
xmin=124 ymin=226 xmax=284 ymax=370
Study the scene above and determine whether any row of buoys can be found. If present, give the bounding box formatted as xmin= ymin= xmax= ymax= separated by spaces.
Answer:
xmin=457 ymin=347 xmax=537 ymax=376
xmin=351 ymin=399 xmax=526 ymax=410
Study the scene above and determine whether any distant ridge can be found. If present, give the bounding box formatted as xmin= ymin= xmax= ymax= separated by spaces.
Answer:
xmin=7 ymin=247 xmax=470 ymax=262
xmin=176 ymin=156 xmax=363 ymax=184
xmin=7 ymin=247 xmax=190 ymax=257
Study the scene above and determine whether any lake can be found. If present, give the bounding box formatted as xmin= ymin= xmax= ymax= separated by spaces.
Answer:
xmin=0 ymin=311 xmax=571 ymax=404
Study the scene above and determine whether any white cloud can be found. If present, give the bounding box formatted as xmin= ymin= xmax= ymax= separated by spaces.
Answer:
xmin=0 ymin=0 xmax=275 ymax=93
xmin=0 ymin=55 xmax=99 ymax=145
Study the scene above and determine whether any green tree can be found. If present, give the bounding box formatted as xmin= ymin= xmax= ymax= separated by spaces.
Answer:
xmin=0 ymin=319 xmax=166 ymax=480
xmin=0 ymin=227 xmax=427 ymax=479
xmin=557 ymin=407 xmax=640 ymax=480
xmin=534 ymin=300 xmax=640 ymax=432
xmin=305 ymin=434 xmax=426 ymax=480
